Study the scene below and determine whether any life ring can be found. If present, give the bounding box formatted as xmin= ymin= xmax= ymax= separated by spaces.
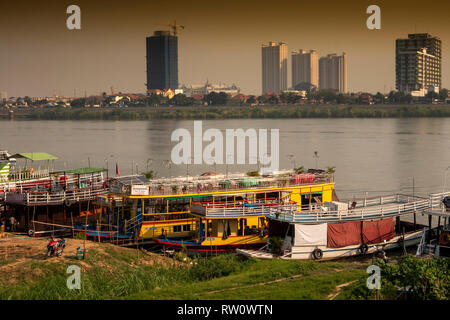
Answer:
xmin=28 ymin=229 xmax=35 ymax=237
xmin=29 ymin=168 xmax=34 ymax=174
xmin=359 ymin=243 xmax=369 ymax=254
xmin=312 ymin=248 xmax=323 ymax=260
xmin=440 ymin=233 xmax=450 ymax=246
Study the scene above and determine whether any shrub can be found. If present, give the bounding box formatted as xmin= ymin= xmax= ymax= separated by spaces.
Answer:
xmin=344 ymin=255 xmax=450 ymax=300
xmin=188 ymin=254 xmax=246 ymax=281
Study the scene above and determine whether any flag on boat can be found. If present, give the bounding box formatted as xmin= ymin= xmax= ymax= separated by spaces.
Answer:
xmin=115 ymin=163 xmax=120 ymax=176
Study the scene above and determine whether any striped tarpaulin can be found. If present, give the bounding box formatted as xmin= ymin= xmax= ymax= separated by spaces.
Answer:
xmin=0 ymin=162 xmax=10 ymax=178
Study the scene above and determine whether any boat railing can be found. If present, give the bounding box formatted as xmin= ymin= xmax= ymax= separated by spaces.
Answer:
xmin=116 ymin=173 xmax=334 ymax=197
xmin=8 ymin=169 xmax=50 ymax=181
xmin=345 ymin=194 xmax=427 ymax=209
xmin=1 ymin=172 xmax=105 ymax=192
xmin=268 ymin=194 xmax=431 ymax=223
xmin=191 ymin=201 xmax=298 ymax=218
xmin=429 ymin=191 xmax=450 ymax=209
xmin=5 ymin=186 xmax=109 ymax=205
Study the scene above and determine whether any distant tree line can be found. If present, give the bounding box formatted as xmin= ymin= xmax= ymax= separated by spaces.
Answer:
xmin=2 ymin=88 xmax=448 ymax=110
xmin=13 ymin=104 xmax=450 ymax=121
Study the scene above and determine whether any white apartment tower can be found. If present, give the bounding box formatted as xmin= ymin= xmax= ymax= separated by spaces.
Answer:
xmin=319 ymin=53 xmax=348 ymax=93
xmin=292 ymin=49 xmax=319 ymax=89
xmin=262 ymin=42 xmax=288 ymax=94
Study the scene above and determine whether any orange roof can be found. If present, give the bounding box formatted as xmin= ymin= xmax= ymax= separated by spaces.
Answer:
xmin=191 ymin=94 xmax=204 ymax=100
xmin=147 ymin=89 xmax=163 ymax=94
xmin=231 ymin=94 xmax=248 ymax=100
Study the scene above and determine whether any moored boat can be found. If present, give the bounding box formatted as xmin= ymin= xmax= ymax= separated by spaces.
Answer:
xmin=102 ymin=169 xmax=336 ymax=248
xmin=239 ymin=193 xmax=436 ymax=260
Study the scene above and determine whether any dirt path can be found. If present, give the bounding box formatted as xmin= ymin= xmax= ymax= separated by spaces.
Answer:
xmin=202 ymin=274 xmax=305 ymax=295
xmin=327 ymin=280 xmax=357 ymax=300
xmin=0 ymin=232 xmax=180 ymax=285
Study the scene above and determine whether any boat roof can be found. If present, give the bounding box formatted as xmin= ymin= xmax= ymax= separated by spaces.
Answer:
xmin=112 ymin=175 xmax=150 ymax=185
xmin=64 ymin=168 xmax=105 ymax=175
xmin=10 ymin=152 xmax=58 ymax=161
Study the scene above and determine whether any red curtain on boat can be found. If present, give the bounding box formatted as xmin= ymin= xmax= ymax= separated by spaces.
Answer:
xmin=362 ymin=218 xmax=394 ymax=244
xmin=327 ymin=221 xmax=362 ymax=248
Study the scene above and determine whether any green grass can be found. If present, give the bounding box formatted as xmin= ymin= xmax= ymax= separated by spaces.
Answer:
xmin=125 ymin=259 xmax=366 ymax=300
xmin=0 ymin=245 xmax=367 ymax=300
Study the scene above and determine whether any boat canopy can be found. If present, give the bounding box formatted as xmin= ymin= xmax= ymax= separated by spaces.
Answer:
xmin=111 ymin=175 xmax=150 ymax=186
xmin=11 ymin=152 xmax=58 ymax=161
xmin=65 ymin=168 xmax=105 ymax=175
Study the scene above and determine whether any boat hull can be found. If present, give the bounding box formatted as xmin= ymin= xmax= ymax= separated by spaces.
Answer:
xmin=283 ymin=230 xmax=422 ymax=260
xmin=154 ymin=236 xmax=267 ymax=252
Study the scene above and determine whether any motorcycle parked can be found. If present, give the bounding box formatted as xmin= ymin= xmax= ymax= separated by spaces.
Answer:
xmin=47 ymin=237 xmax=66 ymax=257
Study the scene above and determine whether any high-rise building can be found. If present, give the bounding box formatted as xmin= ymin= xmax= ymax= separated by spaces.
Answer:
xmin=146 ymin=31 xmax=178 ymax=91
xmin=262 ymin=42 xmax=287 ymax=94
xmin=292 ymin=50 xmax=318 ymax=89
xmin=395 ymin=33 xmax=441 ymax=94
xmin=318 ymin=53 xmax=347 ymax=93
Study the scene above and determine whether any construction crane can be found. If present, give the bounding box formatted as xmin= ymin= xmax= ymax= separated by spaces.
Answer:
xmin=155 ymin=20 xmax=185 ymax=36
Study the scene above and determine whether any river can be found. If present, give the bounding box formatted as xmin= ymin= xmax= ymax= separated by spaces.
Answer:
xmin=1 ymin=118 xmax=449 ymax=203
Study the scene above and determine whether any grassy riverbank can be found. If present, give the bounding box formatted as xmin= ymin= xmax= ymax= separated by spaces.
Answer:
xmin=1 ymin=104 xmax=450 ymax=120
xmin=1 ymin=235 xmax=448 ymax=300
xmin=0 ymin=235 xmax=369 ymax=300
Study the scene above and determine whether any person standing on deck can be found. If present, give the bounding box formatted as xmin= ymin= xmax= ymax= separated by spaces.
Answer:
xmin=0 ymin=218 xmax=5 ymax=237
xmin=9 ymin=216 xmax=18 ymax=232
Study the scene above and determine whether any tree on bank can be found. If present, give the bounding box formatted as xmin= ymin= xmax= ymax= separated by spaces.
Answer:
xmin=387 ymin=91 xmax=412 ymax=104
xmin=146 ymin=94 xmax=161 ymax=107
xmin=204 ymin=92 xmax=229 ymax=106
xmin=257 ymin=95 xmax=267 ymax=105
xmin=70 ymin=98 xmax=86 ymax=108
xmin=374 ymin=92 xmax=385 ymax=104
xmin=169 ymin=94 xmax=195 ymax=106
xmin=267 ymin=94 xmax=279 ymax=105
xmin=439 ymin=88 xmax=449 ymax=101
xmin=246 ymin=96 xmax=257 ymax=105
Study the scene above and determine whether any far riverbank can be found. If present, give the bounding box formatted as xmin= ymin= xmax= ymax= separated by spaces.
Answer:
xmin=1 ymin=104 xmax=450 ymax=120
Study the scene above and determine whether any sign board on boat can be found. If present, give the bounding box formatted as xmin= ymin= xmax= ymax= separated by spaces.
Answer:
xmin=110 ymin=186 xmax=121 ymax=194
xmin=131 ymin=185 xmax=149 ymax=196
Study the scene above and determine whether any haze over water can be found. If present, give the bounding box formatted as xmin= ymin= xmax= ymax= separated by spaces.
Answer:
xmin=2 ymin=118 xmax=449 ymax=202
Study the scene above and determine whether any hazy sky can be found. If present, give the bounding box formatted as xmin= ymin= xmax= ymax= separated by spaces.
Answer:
xmin=0 ymin=0 xmax=449 ymax=97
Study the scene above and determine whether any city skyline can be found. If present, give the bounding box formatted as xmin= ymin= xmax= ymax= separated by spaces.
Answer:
xmin=0 ymin=0 xmax=449 ymax=97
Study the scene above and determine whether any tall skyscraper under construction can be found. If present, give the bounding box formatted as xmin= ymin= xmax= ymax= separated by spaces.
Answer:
xmin=146 ymin=31 xmax=178 ymax=91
